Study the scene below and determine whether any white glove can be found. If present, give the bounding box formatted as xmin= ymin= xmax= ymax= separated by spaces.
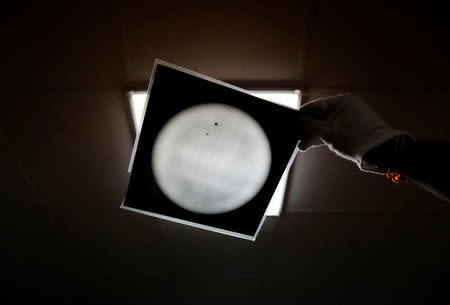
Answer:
xmin=297 ymin=93 xmax=404 ymax=173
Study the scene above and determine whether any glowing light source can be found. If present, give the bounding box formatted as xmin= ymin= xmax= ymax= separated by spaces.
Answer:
xmin=128 ymin=89 xmax=301 ymax=216
xmin=250 ymin=90 xmax=301 ymax=110
xmin=129 ymin=92 xmax=147 ymax=131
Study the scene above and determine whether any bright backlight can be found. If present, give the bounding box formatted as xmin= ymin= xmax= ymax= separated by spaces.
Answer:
xmin=128 ymin=89 xmax=301 ymax=216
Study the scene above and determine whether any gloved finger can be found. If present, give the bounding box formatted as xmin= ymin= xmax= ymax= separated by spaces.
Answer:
xmin=299 ymin=93 xmax=350 ymax=119
xmin=298 ymin=136 xmax=325 ymax=151
xmin=298 ymin=99 xmax=328 ymax=119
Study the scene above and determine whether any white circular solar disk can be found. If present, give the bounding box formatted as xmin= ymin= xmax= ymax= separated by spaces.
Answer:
xmin=151 ymin=103 xmax=271 ymax=214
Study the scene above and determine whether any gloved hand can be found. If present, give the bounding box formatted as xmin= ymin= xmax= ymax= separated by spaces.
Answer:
xmin=297 ymin=93 xmax=404 ymax=173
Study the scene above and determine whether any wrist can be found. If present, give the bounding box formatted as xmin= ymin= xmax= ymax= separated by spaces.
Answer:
xmin=362 ymin=134 xmax=415 ymax=175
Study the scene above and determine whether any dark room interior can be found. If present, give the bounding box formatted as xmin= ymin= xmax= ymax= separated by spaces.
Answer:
xmin=2 ymin=1 xmax=450 ymax=304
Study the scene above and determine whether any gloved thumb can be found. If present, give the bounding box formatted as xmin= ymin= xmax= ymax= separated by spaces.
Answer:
xmin=298 ymin=135 xmax=324 ymax=151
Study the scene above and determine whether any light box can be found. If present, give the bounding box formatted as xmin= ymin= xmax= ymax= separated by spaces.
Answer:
xmin=122 ymin=60 xmax=300 ymax=240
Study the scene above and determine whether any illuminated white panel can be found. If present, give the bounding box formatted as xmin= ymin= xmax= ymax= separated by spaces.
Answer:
xmin=129 ymin=91 xmax=147 ymax=131
xmin=128 ymin=90 xmax=301 ymax=216
xmin=250 ymin=90 xmax=301 ymax=110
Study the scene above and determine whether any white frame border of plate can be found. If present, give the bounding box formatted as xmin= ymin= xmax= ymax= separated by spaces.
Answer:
xmin=121 ymin=59 xmax=300 ymax=240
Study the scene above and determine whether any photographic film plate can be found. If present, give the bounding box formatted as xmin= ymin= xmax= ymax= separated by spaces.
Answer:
xmin=122 ymin=60 xmax=299 ymax=240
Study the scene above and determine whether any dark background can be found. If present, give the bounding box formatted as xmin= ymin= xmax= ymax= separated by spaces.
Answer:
xmin=2 ymin=1 xmax=450 ymax=304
